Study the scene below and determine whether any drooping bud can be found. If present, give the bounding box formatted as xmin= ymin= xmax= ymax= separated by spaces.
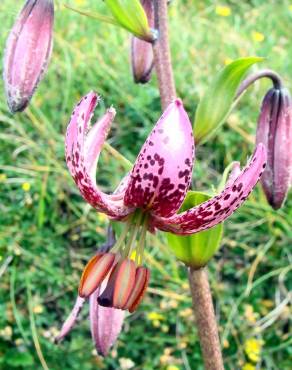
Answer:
xmin=125 ymin=266 xmax=150 ymax=312
xmin=256 ymin=87 xmax=292 ymax=209
xmin=79 ymin=253 xmax=116 ymax=298
xmin=98 ymin=258 xmax=136 ymax=309
xmin=131 ymin=0 xmax=154 ymax=83
xmin=3 ymin=0 xmax=54 ymax=113
xmin=89 ymin=287 xmax=125 ymax=357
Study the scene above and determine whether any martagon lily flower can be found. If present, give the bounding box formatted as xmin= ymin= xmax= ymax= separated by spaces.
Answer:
xmin=59 ymin=92 xmax=266 ymax=345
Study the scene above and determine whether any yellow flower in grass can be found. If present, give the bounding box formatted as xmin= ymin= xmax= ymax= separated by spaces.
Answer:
xmin=252 ymin=31 xmax=265 ymax=43
xmin=215 ymin=5 xmax=232 ymax=17
xmin=244 ymin=338 xmax=264 ymax=363
xmin=289 ymin=5 xmax=292 ymax=11
xmin=224 ymin=58 xmax=233 ymax=66
xmin=0 ymin=173 xmax=7 ymax=182
xmin=22 ymin=182 xmax=31 ymax=192
xmin=167 ymin=366 xmax=181 ymax=370
xmin=33 ymin=304 xmax=44 ymax=314
xmin=242 ymin=364 xmax=256 ymax=370
xmin=74 ymin=0 xmax=87 ymax=6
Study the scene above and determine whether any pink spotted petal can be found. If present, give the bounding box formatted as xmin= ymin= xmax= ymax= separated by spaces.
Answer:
xmin=152 ymin=144 xmax=267 ymax=234
xmin=65 ymin=92 xmax=132 ymax=219
xmin=90 ymin=287 xmax=125 ymax=357
xmin=225 ymin=161 xmax=241 ymax=187
xmin=124 ymin=99 xmax=194 ymax=217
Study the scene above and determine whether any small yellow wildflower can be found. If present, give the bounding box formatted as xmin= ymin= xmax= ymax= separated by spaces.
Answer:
xmin=97 ymin=213 xmax=107 ymax=223
xmin=15 ymin=338 xmax=24 ymax=346
xmin=223 ymin=339 xmax=230 ymax=348
xmin=166 ymin=366 xmax=181 ymax=370
xmin=289 ymin=5 xmax=292 ymax=11
xmin=179 ymin=308 xmax=193 ymax=318
xmin=252 ymin=31 xmax=265 ymax=43
xmin=147 ymin=312 xmax=164 ymax=321
xmin=119 ymin=357 xmax=135 ymax=370
xmin=215 ymin=5 xmax=232 ymax=17
xmin=14 ymin=245 xmax=22 ymax=256
xmin=244 ymin=304 xmax=257 ymax=324
xmin=224 ymin=58 xmax=233 ymax=66
xmin=22 ymin=182 xmax=31 ymax=192
xmin=0 ymin=173 xmax=7 ymax=182
xmin=74 ymin=0 xmax=87 ymax=6
xmin=242 ymin=363 xmax=256 ymax=370
xmin=0 ymin=326 xmax=13 ymax=340
xmin=33 ymin=304 xmax=44 ymax=314
xmin=244 ymin=338 xmax=264 ymax=363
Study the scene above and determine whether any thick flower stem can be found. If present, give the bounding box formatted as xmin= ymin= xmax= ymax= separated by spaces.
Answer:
xmin=188 ymin=267 xmax=224 ymax=370
xmin=153 ymin=0 xmax=176 ymax=110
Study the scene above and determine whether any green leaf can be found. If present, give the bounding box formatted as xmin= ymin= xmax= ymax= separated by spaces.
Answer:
xmin=64 ymin=5 xmax=119 ymax=26
xmin=105 ymin=0 xmax=154 ymax=41
xmin=194 ymin=56 xmax=264 ymax=143
xmin=65 ymin=1 xmax=155 ymax=42
xmin=167 ymin=191 xmax=223 ymax=268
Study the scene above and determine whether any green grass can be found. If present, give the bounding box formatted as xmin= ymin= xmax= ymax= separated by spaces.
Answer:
xmin=0 ymin=0 xmax=291 ymax=369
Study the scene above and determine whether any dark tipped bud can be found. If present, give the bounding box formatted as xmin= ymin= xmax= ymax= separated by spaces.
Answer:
xmin=131 ymin=0 xmax=154 ymax=84
xmin=3 ymin=0 xmax=54 ymax=113
xmin=256 ymin=87 xmax=292 ymax=209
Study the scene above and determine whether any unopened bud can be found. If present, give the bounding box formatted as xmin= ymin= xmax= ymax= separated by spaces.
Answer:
xmin=131 ymin=0 xmax=154 ymax=83
xmin=256 ymin=87 xmax=292 ymax=209
xmin=3 ymin=0 xmax=54 ymax=113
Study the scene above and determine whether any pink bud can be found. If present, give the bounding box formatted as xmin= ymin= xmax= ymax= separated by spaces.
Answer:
xmin=256 ymin=87 xmax=292 ymax=209
xmin=131 ymin=0 xmax=154 ymax=84
xmin=3 ymin=0 xmax=54 ymax=113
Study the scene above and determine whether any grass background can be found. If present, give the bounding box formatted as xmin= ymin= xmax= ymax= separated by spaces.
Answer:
xmin=0 ymin=0 xmax=291 ymax=369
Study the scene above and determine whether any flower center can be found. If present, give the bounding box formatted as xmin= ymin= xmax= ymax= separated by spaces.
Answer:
xmin=78 ymin=210 xmax=150 ymax=312
xmin=111 ymin=209 xmax=149 ymax=265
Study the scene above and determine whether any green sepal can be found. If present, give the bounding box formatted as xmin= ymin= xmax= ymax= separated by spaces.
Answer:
xmin=167 ymin=191 xmax=223 ymax=268
xmin=194 ymin=56 xmax=264 ymax=144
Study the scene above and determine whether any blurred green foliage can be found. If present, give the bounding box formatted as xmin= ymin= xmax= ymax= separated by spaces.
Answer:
xmin=0 ymin=0 xmax=291 ymax=369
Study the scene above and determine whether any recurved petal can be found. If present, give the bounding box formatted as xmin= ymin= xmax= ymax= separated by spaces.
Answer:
xmin=65 ymin=91 xmax=132 ymax=219
xmin=4 ymin=0 xmax=54 ymax=113
xmin=124 ymin=99 xmax=194 ymax=217
xmin=90 ymin=287 xmax=125 ymax=357
xmin=152 ymin=144 xmax=267 ymax=235
xmin=56 ymin=296 xmax=85 ymax=342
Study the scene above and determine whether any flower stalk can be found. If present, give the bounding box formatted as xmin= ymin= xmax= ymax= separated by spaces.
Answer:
xmin=152 ymin=0 xmax=176 ymax=109
xmin=189 ymin=267 xmax=224 ymax=370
